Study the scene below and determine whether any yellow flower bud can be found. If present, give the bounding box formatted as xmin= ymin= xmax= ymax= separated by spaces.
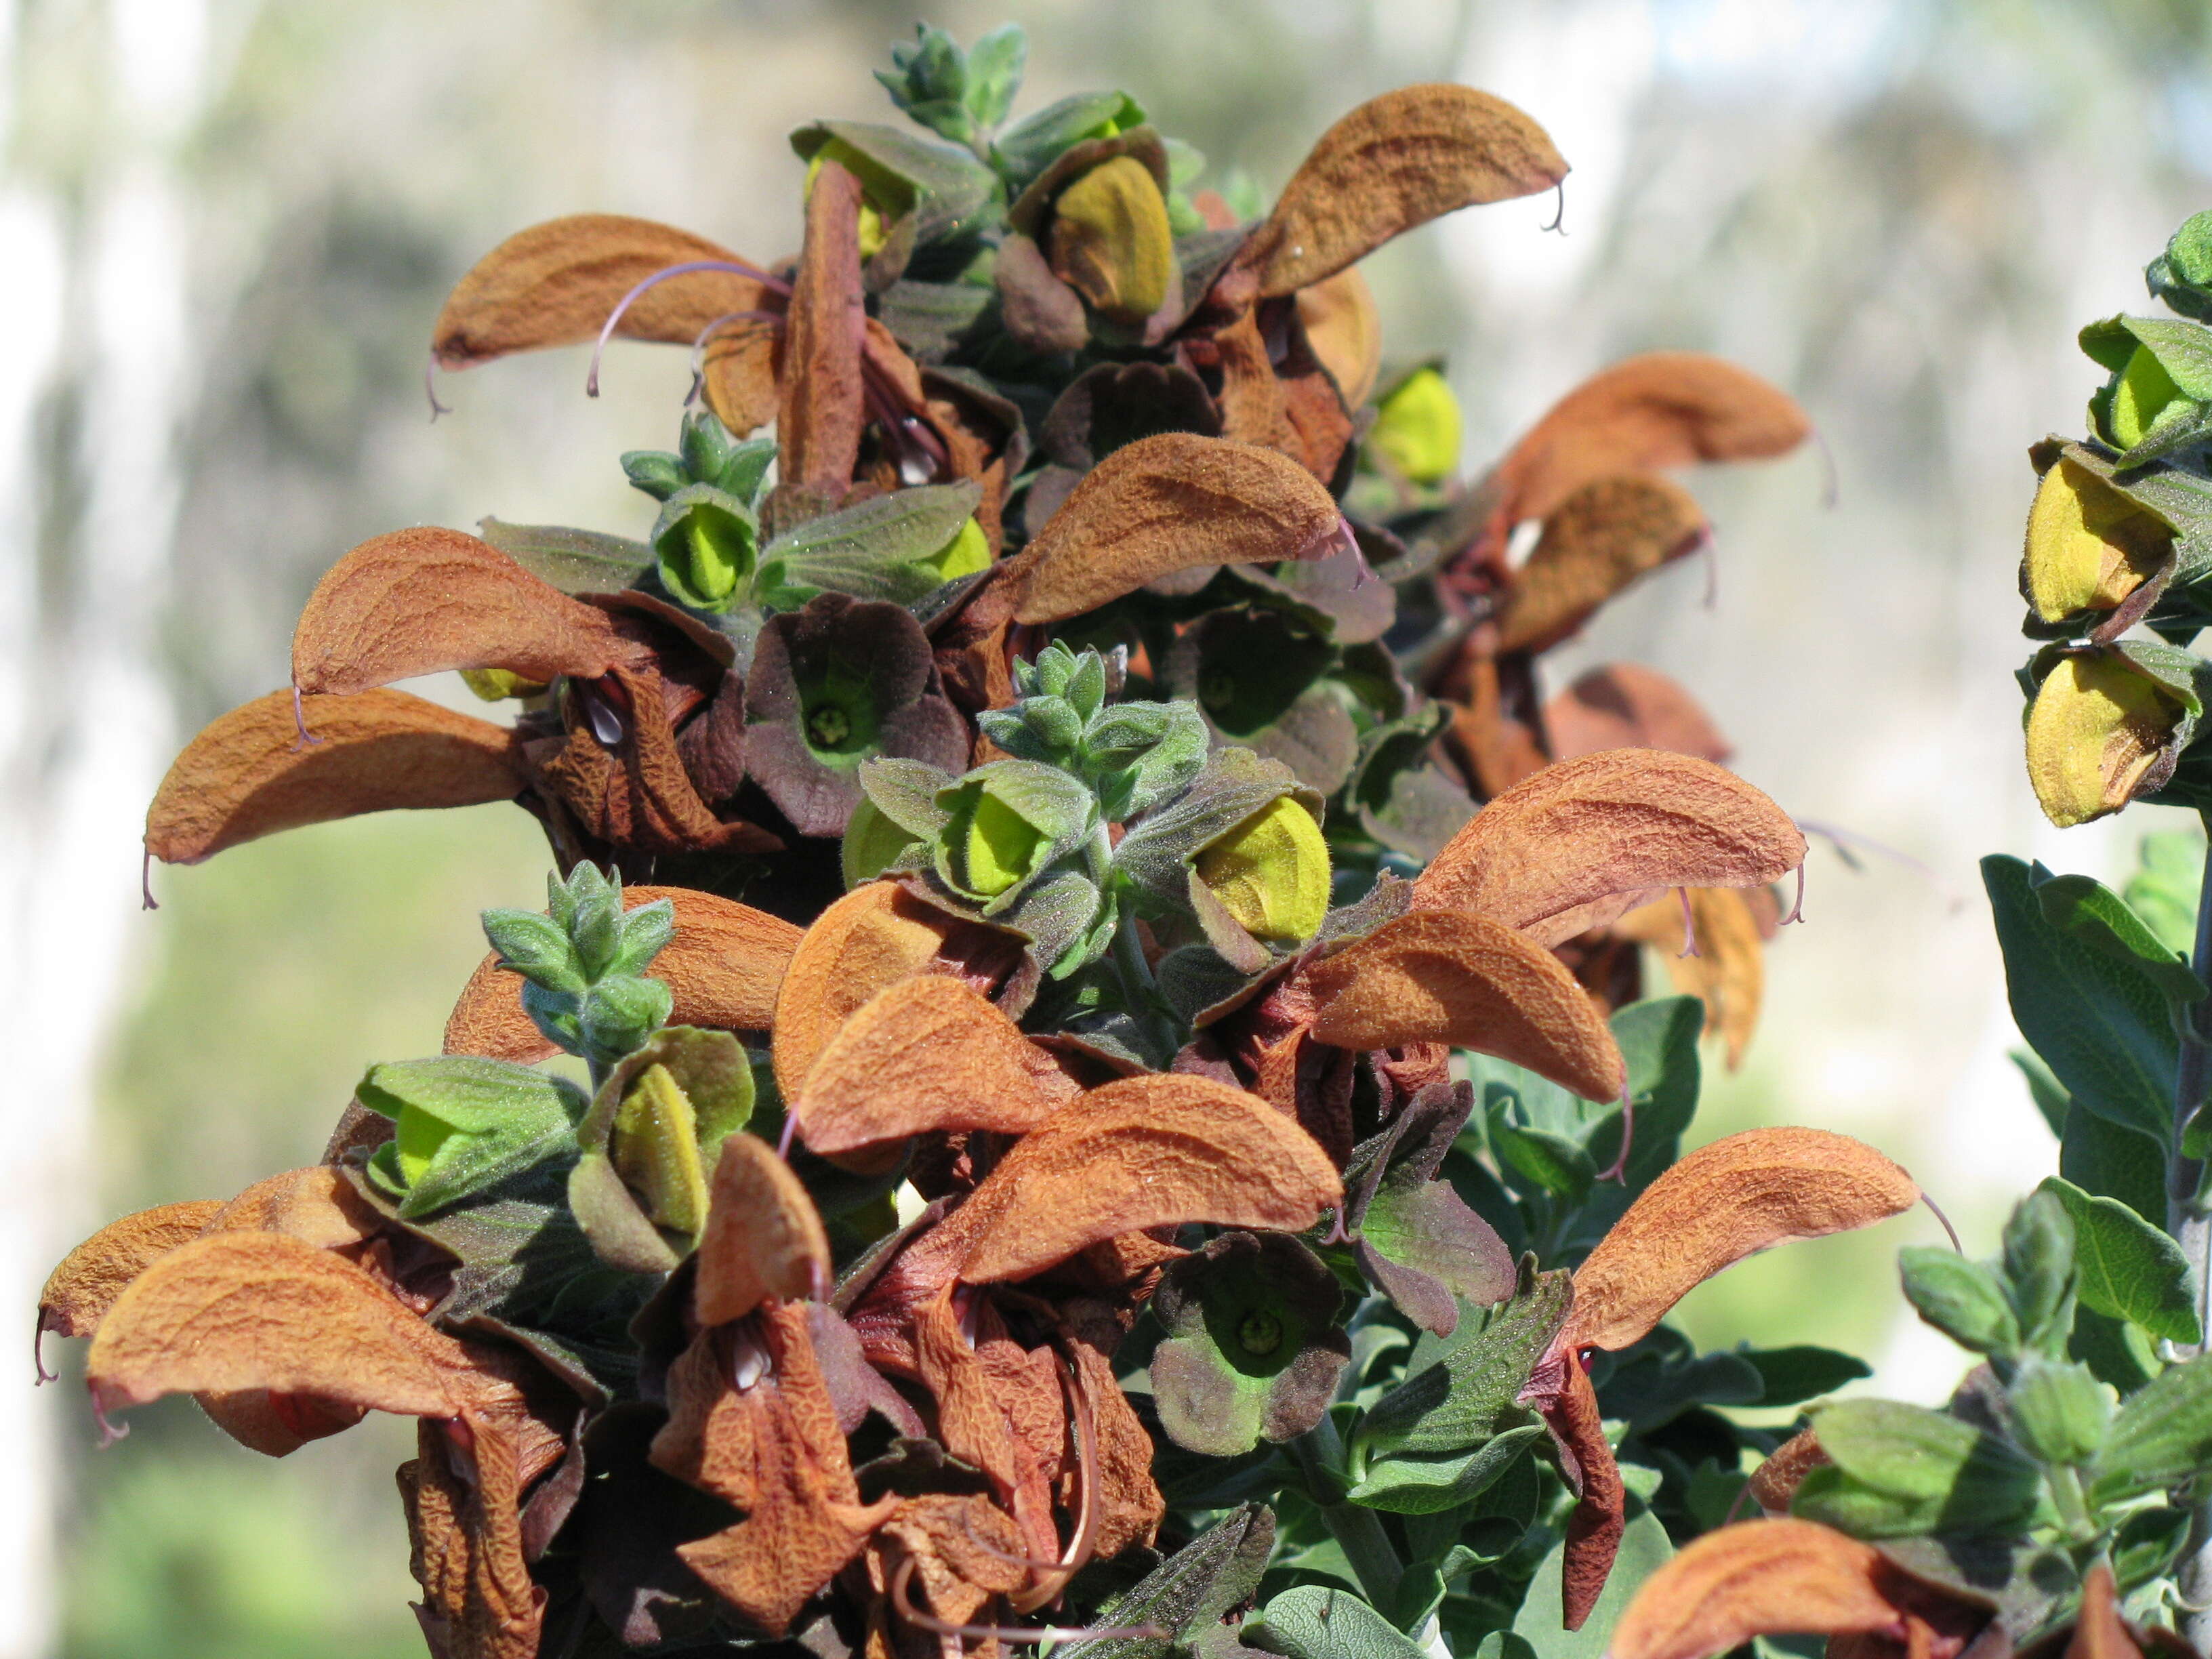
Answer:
xmin=611 ymin=1062 xmax=710 ymax=1236
xmin=2022 ymin=458 xmax=2171 ymax=621
xmin=1370 ymin=367 xmax=1462 ymax=485
xmin=2108 ymin=343 xmax=2190 ymax=450
xmin=2025 ymin=653 xmax=2184 ymax=828
xmin=918 ymin=516 xmax=991 ymax=583
xmin=395 ymin=1111 xmax=456 ymax=1186
xmin=1194 ymin=795 xmax=1331 ymax=944
xmin=1046 ymin=155 xmax=1174 ymax=325
xmin=962 ymin=790 xmax=1046 ymax=897
xmin=459 ymin=668 xmax=549 ymax=702
xmin=804 ymin=140 xmax=896 ymax=261
xmin=841 ymin=797 xmax=920 ymax=889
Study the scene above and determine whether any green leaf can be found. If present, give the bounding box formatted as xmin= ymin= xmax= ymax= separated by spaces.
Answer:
xmin=1983 ymin=855 xmax=2175 ymax=1142
xmin=1509 ymin=1510 xmax=1673 ymax=1659
xmin=993 ymin=91 xmax=1147 ymax=186
xmin=756 ymin=481 xmax=984 ymax=607
xmin=2003 ymin=1189 xmax=2078 ymax=1354
xmin=1798 ymin=1400 xmax=2044 ymax=1537
xmin=1347 ymin=1423 xmax=1545 ymax=1516
xmin=354 ymin=1057 xmax=586 ymax=1221
xmin=1484 ymin=1099 xmax=1594 ymax=1201
xmin=1736 ymin=1345 xmax=1872 ymax=1408
xmin=2126 ymin=830 xmax=2204 ymax=956
xmin=2092 ymin=1354 xmax=2212 ymax=1500
xmin=1250 ymin=1586 xmax=1429 ymax=1659
xmin=2013 ymin=1051 xmax=2069 ymax=1139
xmin=1900 ymin=1247 xmax=2021 ymax=1358
xmin=2060 ymin=1099 xmax=2167 ymax=1226
xmin=2039 ymin=1175 xmax=2201 ymax=1343
xmin=1057 ymin=1506 xmax=1275 ymax=1659
xmin=1356 ymin=1269 xmax=1572 ymax=1461
xmin=476 ymin=518 xmax=653 ymax=596
xmin=479 ymin=908 xmax=583 ymax=993
xmin=2006 ymin=1356 xmax=2111 ymax=1467
xmin=2031 ymin=869 xmax=2207 ymax=1006
xmin=962 ymin=24 xmax=1026 ymax=131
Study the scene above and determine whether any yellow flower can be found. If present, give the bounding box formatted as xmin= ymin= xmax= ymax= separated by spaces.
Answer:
xmin=2025 ymin=652 xmax=2184 ymax=828
xmin=1047 ymin=155 xmax=1174 ymax=325
xmin=1195 ymin=795 xmax=1330 ymax=943
xmin=2022 ymin=458 xmax=2171 ymax=621
xmin=1370 ymin=367 xmax=1462 ymax=485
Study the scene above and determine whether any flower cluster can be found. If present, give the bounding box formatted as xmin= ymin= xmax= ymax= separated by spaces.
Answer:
xmin=57 ymin=23 xmax=1906 ymax=1659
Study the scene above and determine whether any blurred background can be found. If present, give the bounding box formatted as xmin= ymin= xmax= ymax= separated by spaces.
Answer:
xmin=5 ymin=0 xmax=2211 ymax=1652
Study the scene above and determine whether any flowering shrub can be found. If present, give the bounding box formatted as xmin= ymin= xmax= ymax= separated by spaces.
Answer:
xmin=33 ymin=24 xmax=2061 ymax=1659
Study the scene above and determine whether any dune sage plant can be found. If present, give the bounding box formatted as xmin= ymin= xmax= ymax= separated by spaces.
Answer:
xmin=1593 ymin=212 xmax=2212 ymax=1659
xmin=47 ymin=24 xmax=1933 ymax=1659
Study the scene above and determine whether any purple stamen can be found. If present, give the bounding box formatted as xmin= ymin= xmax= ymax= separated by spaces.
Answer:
xmin=1780 ymin=861 xmax=1806 ymax=926
xmin=776 ymin=1112 xmax=799 ymax=1160
xmin=1317 ymin=1209 xmax=1349 ymax=1246
xmin=290 ymin=684 xmax=324 ymax=750
xmin=1675 ymin=886 xmax=1700 ymax=959
xmin=423 ymin=355 xmax=451 ymax=422
xmin=1541 ymin=180 xmax=1568 ymax=236
xmin=140 ymin=847 xmax=158 ymax=912
xmin=586 ymin=260 xmax=791 ymax=398
xmin=1921 ymin=1192 xmax=1963 ymax=1254
xmin=33 ymin=1319 xmax=55 ymax=1385
xmin=1593 ymin=1082 xmax=1635 ymax=1185
xmin=91 ymin=1394 xmax=128 ymax=1448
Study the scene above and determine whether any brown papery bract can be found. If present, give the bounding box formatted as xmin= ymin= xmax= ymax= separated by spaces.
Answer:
xmin=771 ymin=882 xmax=975 ymax=1101
xmin=204 ymin=1166 xmax=386 ymax=1252
xmin=145 ymin=688 xmax=524 ymax=866
xmin=779 ymin=159 xmax=868 ymax=497
xmin=794 ymin=975 xmax=1076 ymax=1155
xmin=402 ymin=1413 xmax=545 ymax=1659
xmin=445 ymin=886 xmax=802 ymax=1063
xmin=1492 ymin=476 xmax=1708 ymax=655
xmin=1248 ymin=84 xmax=1565 ymax=298
xmin=2068 ymin=1563 xmax=2146 ymax=1659
xmin=1008 ymin=433 xmax=1344 ymax=623
xmin=693 ymin=1135 xmax=832 ymax=1328
xmin=1608 ymin=1519 xmax=1902 ymax=1659
xmin=291 ymin=527 xmax=641 ymax=697
xmin=1414 ymin=749 xmax=1806 ymax=948
xmin=1544 ymin=663 xmax=1733 ymax=765
xmin=87 ymin=1231 xmax=520 ymax=1420
xmin=430 ymin=212 xmax=779 ymax=371
xmin=947 ymin=1073 xmax=1343 ymax=1284
xmin=1305 ymin=909 xmax=1626 ymax=1103
xmin=1565 ymin=1127 xmax=1919 ymax=1353
xmin=1548 ymin=1357 xmax=1625 ymax=1633
xmin=1478 ymin=352 xmax=1809 ymax=569
xmin=40 ymin=1201 xmax=225 ymax=1340
xmin=1296 ymin=267 xmax=1382 ymax=409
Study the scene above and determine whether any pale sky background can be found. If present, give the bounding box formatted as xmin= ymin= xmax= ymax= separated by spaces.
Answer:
xmin=5 ymin=0 xmax=2209 ymax=1654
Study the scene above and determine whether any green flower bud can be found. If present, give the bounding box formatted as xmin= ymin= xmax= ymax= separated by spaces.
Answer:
xmin=1370 ymin=367 xmax=1462 ymax=485
xmin=2148 ymin=209 xmax=2212 ymax=321
xmin=2022 ymin=457 xmax=2171 ymax=622
xmin=933 ymin=762 xmax=1090 ymax=904
xmin=1046 ymin=155 xmax=1174 ymax=325
xmin=2106 ymin=343 xmax=2191 ymax=451
xmin=2025 ymin=651 xmax=2185 ymax=829
xmin=841 ymin=796 xmax=922 ymax=888
xmin=916 ymin=516 xmax=991 ymax=583
xmin=1193 ymin=794 xmax=1330 ymax=944
xmin=356 ymin=1058 xmax=586 ymax=1220
xmin=609 ymin=1062 xmax=710 ymax=1236
xmin=651 ymin=485 xmax=759 ymax=613
xmin=459 ymin=668 xmax=550 ymax=703
xmin=805 ymin=139 xmax=897 ymax=261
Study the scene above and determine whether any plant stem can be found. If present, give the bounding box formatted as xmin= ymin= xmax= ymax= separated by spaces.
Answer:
xmin=1288 ymin=1415 xmax=1404 ymax=1612
xmin=2171 ymin=821 xmax=2212 ymax=1648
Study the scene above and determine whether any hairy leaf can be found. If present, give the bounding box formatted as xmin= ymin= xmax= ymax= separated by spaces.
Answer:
xmin=146 ymin=689 xmax=524 ymax=865
xmin=794 ymin=975 xmax=1073 ymax=1154
xmin=1565 ymin=1128 xmax=1919 ymax=1353
xmin=1414 ymin=750 xmax=1806 ymax=947
xmin=291 ymin=527 xmax=637 ymax=696
xmin=41 ymin=1201 xmax=226 ymax=1339
xmin=1607 ymin=1519 xmax=1899 ymax=1659
xmin=446 ymin=886 xmax=797 ymax=1063
xmin=1307 ymin=909 xmax=1626 ymax=1103
xmin=1494 ymin=476 xmax=1708 ymax=655
xmin=1249 ymin=85 xmax=1565 ymax=297
xmin=2040 ymin=1175 xmax=2202 ymax=1343
xmin=945 ymin=1073 xmax=1342 ymax=1283
xmin=1010 ymin=433 xmax=1344 ymax=622
xmin=431 ymin=212 xmax=777 ymax=369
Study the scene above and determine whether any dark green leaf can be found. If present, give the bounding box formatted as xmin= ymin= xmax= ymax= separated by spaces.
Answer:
xmin=1356 ymin=1269 xmax=1572 ymax=1461
xmin=1900 ymin=1248 xmax=2021 ymax=1358
xmin=1059 ymin=1506 xmax=1276 ymax=1659
xmin=1983 ymin=855 xmax=2175 ymax=1142
xmin=2032 ymin=867 xmax=2206 ymax=1005
xmin=2039 ymin=1175 xmax=2201 ymax=1343
xmin=1736 ymin=1345 xmax=1873 ymax=1408
xmin=1508 ymin=1510 xmax=1672 ymax=1659
xmin=1250 ymin=1586 xmax=1429 ymax=1659
xmin=1799 ymin=1400 xmax=2044 ymax=1536
xmin=2092 ymin=1354 xmax=2212 ymax=1500
xmin=1347 ymin=1423 xmax=1544 ymax=1516
xmin=476 ymin=518 xmax=653 ymax=596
